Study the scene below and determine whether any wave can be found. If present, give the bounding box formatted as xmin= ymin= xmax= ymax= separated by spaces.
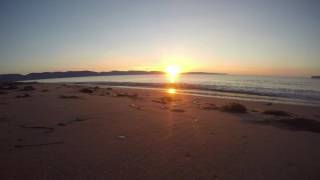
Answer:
xmin=74 ymin=81 xmax=320 ymax=106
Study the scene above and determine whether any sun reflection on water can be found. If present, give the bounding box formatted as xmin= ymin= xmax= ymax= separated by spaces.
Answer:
xmin=167 ymin=88 xmax=176 ymax=94
xmin=165 ymin=65 xmax=181 ymax=95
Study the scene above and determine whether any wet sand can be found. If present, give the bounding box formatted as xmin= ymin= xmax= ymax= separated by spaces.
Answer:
xmin=1 ymin=83 xmax=320 ymax=180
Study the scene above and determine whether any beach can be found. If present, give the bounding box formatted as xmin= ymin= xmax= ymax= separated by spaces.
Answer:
xmin=1 ymin=83 xmax=320 ymax=180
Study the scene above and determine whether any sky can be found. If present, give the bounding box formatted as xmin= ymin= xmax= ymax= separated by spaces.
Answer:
xmin=0 ymin=0 xmax=319 ymax=76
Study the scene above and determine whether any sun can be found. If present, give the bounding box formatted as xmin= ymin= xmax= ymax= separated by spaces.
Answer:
xmin=166 ymin=65 xmax=181 ymax=76
xmin=165 ymin=65 xmax=181 ymax=83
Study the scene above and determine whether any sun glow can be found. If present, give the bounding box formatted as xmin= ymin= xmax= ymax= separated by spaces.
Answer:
xmin=167 ymin=88 xmax=176 ymax=94
xmin=165 ymin=65 xmax=181 ymax=83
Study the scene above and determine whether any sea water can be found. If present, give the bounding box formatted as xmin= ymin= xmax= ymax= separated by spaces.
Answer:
xmin=32 ymin=74 xmax=320 ymax=106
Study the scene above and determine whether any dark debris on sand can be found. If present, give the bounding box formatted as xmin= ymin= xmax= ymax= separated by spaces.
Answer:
xmin=200 ymin=103 xmax=218 ymax=110
xmin=0 ymin=117 xmax=8 ymax=122
xmin=220 ymin=102 xmax=247 ymax=113
xmin=263 ymin=110 xmax=291 ymax=117
xmin=59 ymin=95 xmax=81 ymax=99
xmin=0 ymin=91 xmax=7 ymax=95
xmin=114 ymin=92 xmax=138 ymax=99
xmin=171 ymin=108 xmax=185 ymax=113
xmin=0 ymin=83 xmax=19 ymax=90
xmin=20 ymin=86 xmax=35 ymax=91
xmin=255 ymin=118 xmax=320 ymax=133
xmin=20 ymin=125 xmax=54 ymax=133
xmin=80 ymin=88 xmax=93 ymax=94
xmin=57 ymin=122 xmax=67 ymax=126
xmin=58 ymin=117 xmax=92 ymax=126
xmin=16 ymin=94 xmax=31 ymax=98
xmin=75 ymin=117 xmax=89 ymax=122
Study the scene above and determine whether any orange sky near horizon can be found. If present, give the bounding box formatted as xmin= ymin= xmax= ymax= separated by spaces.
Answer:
xmin=14 ymin=56 xmax=317 ymax=77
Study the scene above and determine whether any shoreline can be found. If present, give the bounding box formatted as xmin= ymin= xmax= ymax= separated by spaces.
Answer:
xmin=22 ymin=74 xmax=320 ymax=107
xmin=65 ymin=82 xmax=320 ymax=107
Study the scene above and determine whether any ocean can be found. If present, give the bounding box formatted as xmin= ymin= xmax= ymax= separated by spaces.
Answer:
xmin=31 ymin=74 xmax=320 ymax=106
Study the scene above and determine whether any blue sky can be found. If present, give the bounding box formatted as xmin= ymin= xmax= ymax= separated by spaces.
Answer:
xmin=0 ymin=0 xmax=319 ymax=76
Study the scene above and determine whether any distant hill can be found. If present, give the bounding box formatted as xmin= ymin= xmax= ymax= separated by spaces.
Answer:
xmin=0 ymin=74 xmax=25 ymax=82
xmin=311 ymin=76 xmax=320 ymax=79
xmin=0 ymin=70 xmax=226 ymax=82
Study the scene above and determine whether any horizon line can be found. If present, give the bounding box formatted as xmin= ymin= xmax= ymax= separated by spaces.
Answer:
xmin=0 ymin=69 xmax=316 ymax=78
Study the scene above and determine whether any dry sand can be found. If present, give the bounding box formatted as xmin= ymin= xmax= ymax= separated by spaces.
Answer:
xmin=1 ymin=83 xmax=320 ymax=180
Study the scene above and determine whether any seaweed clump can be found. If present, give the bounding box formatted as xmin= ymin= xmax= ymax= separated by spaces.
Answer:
xmin=221 ymin=102 xmax=247 ymax=113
